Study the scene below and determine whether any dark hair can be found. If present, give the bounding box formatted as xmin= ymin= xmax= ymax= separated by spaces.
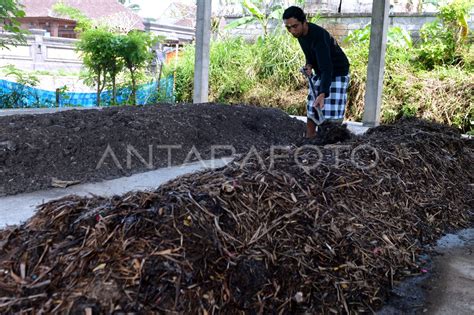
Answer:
xmin=282 ymin=6 xmax=306 ymax=22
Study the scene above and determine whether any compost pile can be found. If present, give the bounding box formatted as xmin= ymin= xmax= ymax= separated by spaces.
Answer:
xmin=0 ymin=119 xmax=473 ymax=313
xmin=0 ymin=103 xmax=305 ymax=196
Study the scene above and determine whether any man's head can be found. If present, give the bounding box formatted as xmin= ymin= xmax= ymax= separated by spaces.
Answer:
xmin=282 ymin=6 xmax=308 ymax=38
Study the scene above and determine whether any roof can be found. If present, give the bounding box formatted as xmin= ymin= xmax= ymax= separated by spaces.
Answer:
xmin=157 ymin=2 xmax=196 ymax=28
xmin=19 ymin=0 xmax=144 ymax=30
xmin=173 ymin=18 xmax=194 ymax=28
xmin=161 ymin=2 xmax=196 ymax=20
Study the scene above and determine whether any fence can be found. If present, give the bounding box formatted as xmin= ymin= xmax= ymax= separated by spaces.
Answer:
xmin=0 ymin=76 xmax=174 ymax=108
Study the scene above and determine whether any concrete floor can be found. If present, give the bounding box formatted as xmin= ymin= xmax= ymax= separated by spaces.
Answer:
xmin=0 ymin=158 xmax=232 ymax=228
xmin=290 ymin=115 xmax=369 ymax=135
xmin=426 ymin=229 xmax=474 ymax=314
xmin=0 ymin=106 xmax=101 ymax=117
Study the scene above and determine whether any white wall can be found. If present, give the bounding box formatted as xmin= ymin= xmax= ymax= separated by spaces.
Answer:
xmin=304 ymin=0 xmax=423 ymax=14
xmin=214 ymin=0 xmax=424 ymax=15
xmin=0 ymin=31 xmax=83 ymax=73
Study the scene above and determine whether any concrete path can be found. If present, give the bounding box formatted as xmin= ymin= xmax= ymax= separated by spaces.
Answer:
xmin=426 ymin=229 xmax=474 ymax=314
xmin=378 ymin=228 xmax=474 ymax=315
xmin=0 ymin=158 xmax=232 ymax=228
xmin=290 ymin=115 xmax=370 ymax=135
xmin=0 ymin=106 xmax=101 ymax=117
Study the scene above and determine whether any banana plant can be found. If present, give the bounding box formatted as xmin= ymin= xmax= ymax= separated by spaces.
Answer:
xmin=438 ymin=0 xmax=471 ymax=42
xmin=225 ymin=0 xmax=286 ymax=37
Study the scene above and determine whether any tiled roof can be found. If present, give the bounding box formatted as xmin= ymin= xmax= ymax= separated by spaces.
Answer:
xmin=19 ymin=0 xmax=144 ymax=30
xmin=173 ymin=18 xmax=194 ymax=28
xmin=162 ymin=2 xmax=196 ymax=20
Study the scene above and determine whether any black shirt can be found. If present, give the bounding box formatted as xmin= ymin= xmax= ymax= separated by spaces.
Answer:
xmin=298 ymin=23 xmax=350 ymax=97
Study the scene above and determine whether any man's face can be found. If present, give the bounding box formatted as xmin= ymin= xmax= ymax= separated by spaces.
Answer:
xmin=284 ymin=17 xmax=306 ymax=38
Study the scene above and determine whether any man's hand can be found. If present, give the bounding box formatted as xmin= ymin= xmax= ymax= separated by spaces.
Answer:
xmin=314 ymin=93 xmax=326 ymax=109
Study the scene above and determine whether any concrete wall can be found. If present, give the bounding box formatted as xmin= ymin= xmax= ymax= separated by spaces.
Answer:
xmin=318 ymin=13 xmax=437 ymax=42
xmin=225 ymin=11 xmax=474 ymax=42
xmin=304 ymin=0 xmax=424 ymax=14
xmin=0 ymin=29 xmax=82 ymax=73
xmin=215 ymin=0 xmax=426 ymax=15
xmin=143 ymin=20 xmax=195 ymax=43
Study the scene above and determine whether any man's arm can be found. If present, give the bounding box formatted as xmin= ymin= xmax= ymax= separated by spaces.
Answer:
xmin=313 ymin=32 xmax=333 ymax=98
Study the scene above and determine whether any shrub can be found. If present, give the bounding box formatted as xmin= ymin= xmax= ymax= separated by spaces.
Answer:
xmin=416 ymin=0 xmax=473 ymax=69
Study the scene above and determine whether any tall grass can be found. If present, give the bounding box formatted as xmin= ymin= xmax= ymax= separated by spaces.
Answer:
xmin=167 ymin=29 xmax=473 ymax=133
xmin=168 ymin=33 xmax=307 ymax=110
xmin=345 ymin=37 xmax=473 ymax=132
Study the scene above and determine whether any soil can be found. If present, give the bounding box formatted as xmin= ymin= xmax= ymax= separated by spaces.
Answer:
xmin=0 ymin=103 xmax=306 ymax=196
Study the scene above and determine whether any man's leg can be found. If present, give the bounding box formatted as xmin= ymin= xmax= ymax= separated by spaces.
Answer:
xmin=306 ymin=119 xmax=316 ymax=138
xmin=317 ymin=75 xmax=349 ymax=124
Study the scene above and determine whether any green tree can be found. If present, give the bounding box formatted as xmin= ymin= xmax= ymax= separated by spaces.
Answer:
xmin=117 ymin=31 xmax=156 ymax=105
xmin=76 ymin=28 xmax=121 ymax=106
xmin=52 ymin=2 xmax=93 ymax=33
xmin=0 ymin=0 xmax=28 ymax=49
xmin=77 ymin=28 xmax=157 ymax=106
xmin=417 ymin=0 xmax=473 ymax=68
xmin=107 ymin=36 xmax=125 ymax=105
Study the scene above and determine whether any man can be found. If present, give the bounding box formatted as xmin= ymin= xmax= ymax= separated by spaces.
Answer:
xmin=283 ymin=6 xmax=350 ymax=139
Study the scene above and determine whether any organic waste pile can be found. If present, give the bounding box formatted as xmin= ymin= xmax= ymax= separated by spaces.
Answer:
xmin=0 ymin=103 xmax=305 ymax=196
xmin=0 ymin=119 xmax=473 ymax=313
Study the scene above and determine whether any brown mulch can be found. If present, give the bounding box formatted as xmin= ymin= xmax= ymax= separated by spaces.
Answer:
xmin=0 ymin=118 xmax=473 ymax=313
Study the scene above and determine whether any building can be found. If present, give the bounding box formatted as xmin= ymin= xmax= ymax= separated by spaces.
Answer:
xmin=18 ymin=0 xmax=144 ymax=38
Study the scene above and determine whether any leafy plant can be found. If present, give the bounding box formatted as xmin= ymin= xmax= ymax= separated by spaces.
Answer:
xmin=0 ymin=0 xmax=28 ymax=49
xmin=171 ymin=20 xmax=473 ymax=132
xmin=0 ymin=65 xmax=41 ymax=108
xmin=169 ymin=32 xmax=305 ymax=107
xmin=52 ymin=2 xmax=93 ymax=34
xmin=344 ymin=25 xmax=413 ymax=49
xmin=77 ymin=27 xmax=157 ymax=106
xmin=116 ymin=31 xmax=157 ymax=105
xmin=2 ymin=64 xmax=39 ymax=87
xmin=56 ymin=85 xmax=72 ymax=107
xmin=345 ymin=42 xmax=473 ymax=132
xmin=76 ymin=28 xmax=118 ymax=106
xmin=401 ymin=103 xmax=419 ymax=118
xmin=225 ymin=0 xmax=285 ymax=37
xmin=416 ymin=0 xmax=473 ymax=69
